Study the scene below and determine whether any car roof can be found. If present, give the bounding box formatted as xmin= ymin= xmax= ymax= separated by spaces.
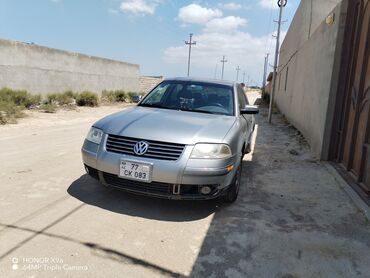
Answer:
xmin=164 ymin=77 xmax=236 ymax=87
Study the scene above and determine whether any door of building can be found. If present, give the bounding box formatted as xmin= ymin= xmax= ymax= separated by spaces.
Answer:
xmin=331 ymin=0 xmax=370 ymax=196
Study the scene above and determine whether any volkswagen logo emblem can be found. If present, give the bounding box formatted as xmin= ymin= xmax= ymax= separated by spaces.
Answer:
xmin=133 ymin=141 xmax=149 ymax=155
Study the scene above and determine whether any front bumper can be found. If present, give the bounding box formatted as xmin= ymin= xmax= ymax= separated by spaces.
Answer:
xmin=82 ymin=137 xmax=239 ymax=200
xmin=85 ymin=165 xmax=228 ymax=200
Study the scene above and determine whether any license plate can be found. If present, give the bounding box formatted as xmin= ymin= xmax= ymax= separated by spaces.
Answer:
xmin=119 ymin=160 xmax=152 ymax=182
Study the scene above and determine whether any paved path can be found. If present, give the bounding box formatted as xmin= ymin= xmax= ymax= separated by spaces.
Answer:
xmin=0 ymin=94 xmax=369 ymax=277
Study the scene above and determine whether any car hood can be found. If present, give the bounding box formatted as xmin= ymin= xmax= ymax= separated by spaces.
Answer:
xmin=94 ymin=107 xmax=236 ymax=145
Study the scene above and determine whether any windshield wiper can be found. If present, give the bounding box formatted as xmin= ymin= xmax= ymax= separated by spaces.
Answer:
xmin=139 ymin=103 xmax=170 ymax=109
xmin=140 ymin=105 xmax=225 ymax=115
xmin=180 ymin=108 xmax=224 ymax=115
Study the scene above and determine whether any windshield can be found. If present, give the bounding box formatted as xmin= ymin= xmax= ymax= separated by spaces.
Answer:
xmin=139 ymin=81 xmax=234 ymax=116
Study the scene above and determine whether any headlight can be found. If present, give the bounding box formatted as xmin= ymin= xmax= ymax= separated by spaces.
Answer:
xmin=86 ymin=127 xmax=103 ymax=144
xmin=190 ymin=143 xmax=232 ymax=159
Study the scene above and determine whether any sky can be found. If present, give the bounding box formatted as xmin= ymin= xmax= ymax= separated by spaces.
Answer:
xmin=0 ymin=0 xmax=300 ymax=85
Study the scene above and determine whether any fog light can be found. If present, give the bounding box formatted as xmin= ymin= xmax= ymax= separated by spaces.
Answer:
xmin=200 ymin=186 xmax=212 ymax=195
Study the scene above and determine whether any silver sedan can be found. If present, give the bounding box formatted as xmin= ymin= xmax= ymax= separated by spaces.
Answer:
xmin=82 ymin=78 xmax=258 ymax=202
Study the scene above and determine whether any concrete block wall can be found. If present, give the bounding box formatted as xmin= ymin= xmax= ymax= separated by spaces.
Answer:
xmin=280 ymin=0 xmax=342 ymax=65
xmin=274 ymin=1 xmax=344 ymax=158
xmin=139 ymin=76 xmax=164 ymax=93
xmin=0 ymin=39 xmax=140 ymax=95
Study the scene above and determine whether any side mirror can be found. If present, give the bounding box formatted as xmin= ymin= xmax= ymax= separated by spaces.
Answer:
xmin=240 ymin=105 xmax=259 ymax=115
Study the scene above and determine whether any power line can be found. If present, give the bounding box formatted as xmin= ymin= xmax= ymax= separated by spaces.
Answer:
xmin=268 ymin=0 xmax=287 ymax=124
xmin=185 ymin=33 xmax=196 ymax=77
xmin=220 ymin=55 xmax=227 ymax=80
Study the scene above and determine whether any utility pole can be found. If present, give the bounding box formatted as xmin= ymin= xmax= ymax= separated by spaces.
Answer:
xmin=262 ymin=53 xmax=270 ymax=99
xmin=236 ymin=66 xmax=241 ymax=81
xmin=220 ymin=55 xmax=227 ymax=80
xmin=268 ymin=0 xmax=286 ymax=124
xmin=185 ymin=33 xmax=196 ymax=77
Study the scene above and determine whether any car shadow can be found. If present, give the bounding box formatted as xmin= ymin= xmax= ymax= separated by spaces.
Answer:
xmin=67 ymin=174 xmax=222 ymax=222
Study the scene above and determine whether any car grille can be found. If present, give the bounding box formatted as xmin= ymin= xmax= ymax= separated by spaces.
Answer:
xmin=103 ymin=172 xmax=171 ymax=194
xmin=106 ymin=134 xmax=185 ymax=161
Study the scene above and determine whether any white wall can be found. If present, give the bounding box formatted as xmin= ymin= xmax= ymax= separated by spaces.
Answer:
xmin=0 ymin=39 xmax=140 ymax=95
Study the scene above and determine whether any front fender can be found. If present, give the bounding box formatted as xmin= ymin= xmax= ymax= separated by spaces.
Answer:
xmin=222 ymin=117 xmax=247 ymax=160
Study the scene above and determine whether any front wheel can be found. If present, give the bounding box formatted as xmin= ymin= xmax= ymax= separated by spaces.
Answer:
xmin=223 ymin=160 xmax=242 ymax=203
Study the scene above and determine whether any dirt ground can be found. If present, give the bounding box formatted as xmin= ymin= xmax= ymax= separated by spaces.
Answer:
xmin=0 ymin=92 xmax=369 ymax=277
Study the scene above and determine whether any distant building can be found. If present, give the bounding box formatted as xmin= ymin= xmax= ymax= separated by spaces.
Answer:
xmin=273 ymin=0 xmax=370 ymax=199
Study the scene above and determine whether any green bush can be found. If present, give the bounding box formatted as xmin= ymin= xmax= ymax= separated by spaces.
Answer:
xmin=39 ymin=104 xmax=57 ymax=113
xmin=12 ymin=90 xmax=28 ymax=106
xmin=58 ymin=93 xmax=74 ymax=105
xmin=101 ymin=90 xmax=145 ymax=103
xmin=114 ymin=90 xmax=127 ymax=102
xmin=1 ymin=88 xmax=28 ymax=106
xmin=125 ymin=92 xmax=137 ymax=102
xmin=46 ymin=92 xmax=75 ymax=105
xmin=63 ymin=90 xmax=78 ymax=99
xmin=101 ymin=90 xmax=116 ymax=103
xmin=0 ymin=100 xmax=24 ymax=124
xmin=0 ymin=113 xmax=5 ymax=124
xmin=46 ymin=93 xmax=58 ymax=104
xmin=0 ymin=88 xmax=14 ymax=103
xmin=0 ymin=88 xmax=42 ymax=124
xmin=101 ymin=90 xmax=127 ymax=103
xmin=0 ymin=88 xmax=41 ymax=108
xmin=24 ymin=94 xmax=42 ymax=108
xmin=76 ymin=91 xmax=99 ymax=107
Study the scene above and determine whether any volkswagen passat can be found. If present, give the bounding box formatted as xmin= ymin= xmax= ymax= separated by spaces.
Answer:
xmin=82 ymin=78 xmax=258 ymax=202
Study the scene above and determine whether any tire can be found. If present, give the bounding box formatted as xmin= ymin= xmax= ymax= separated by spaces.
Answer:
xmin=223 ymin=159 xmax=242 ymax=203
